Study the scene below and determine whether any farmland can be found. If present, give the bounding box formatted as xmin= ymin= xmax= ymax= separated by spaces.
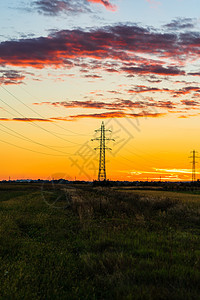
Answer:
xmin=1 ymin=183 xmax=200 ymax=299
xmin=115 ymin=187 xmax=200 ymax=203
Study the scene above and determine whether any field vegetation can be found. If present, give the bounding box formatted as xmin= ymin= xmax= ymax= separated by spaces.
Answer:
xmin=1 ymin=183 xmax=200 ymax=299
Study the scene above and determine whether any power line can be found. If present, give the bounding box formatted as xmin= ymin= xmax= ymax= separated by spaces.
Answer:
xmin=18 ymin=85 xmax=87 ymax=137
xmin=123 ymin=145 xmax=160 ymax=163
xmin=0 ymin=137 xmax=67 ymax=156
xmin=0 ymin=122 xmax=72 ymax=155
xmin=0 ymin=88 xmax=80 ymax=145
xmin=0 ymin=96 xmax=80 ymax=156
xmin=0 ymin=104 xmax=78 ymax=151
xmin=0 ymin=104 xmax=78 ymax=149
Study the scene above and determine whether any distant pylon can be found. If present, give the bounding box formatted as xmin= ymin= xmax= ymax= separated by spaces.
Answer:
xmin=189 ymin=150 xmax=199 ymax=182
xmin=92 ymin=121 xmax=114 ymax=181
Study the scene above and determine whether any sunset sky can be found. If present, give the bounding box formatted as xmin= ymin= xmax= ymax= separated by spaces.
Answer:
xmin=0 ymin=0 xmax=200 ymax=181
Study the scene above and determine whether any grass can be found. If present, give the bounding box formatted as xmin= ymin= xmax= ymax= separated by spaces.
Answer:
xmin=115 ymin=188 xmax=200 ymax=203
xmin=1 ymin=184 xmax=200 ymax=299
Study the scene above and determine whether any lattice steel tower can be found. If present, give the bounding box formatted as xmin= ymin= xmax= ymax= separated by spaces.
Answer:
xmin=92 ymin=121 xmax=114 ymax=181
xmin=189 ymin=150 xmax=199 ymax=182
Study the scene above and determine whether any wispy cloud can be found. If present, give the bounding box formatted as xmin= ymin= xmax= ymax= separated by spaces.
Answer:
xmin=154 ymin=168 xmax=200 ymax=174
xmin=0 ymin=20 xmax=200 ymax=105
xmin=66 ymin=111 xmax=166 ymax=120
xmin=164 ymin=18 xmax=195 ymax=31
xmin=33 ymin=0 xmax=116 ymax=15
xmin=0 ymin=110 xmax=165 ymax=123
xmin=0 ymin=70 xmax=25 ymax=85
xmin=0 ymin=24 xmax=197 ymax=72
xmin=0 ymin=118 xmax=52 ymax=122
xmin=87 ymin=0 xmax=116 ymax=11
xmin=33 ymin=98 xmax=176 ymax=110
xmin=145 ymin=0 xmax=160 ymax=8
xmin=33 ymin=0 xmax=90 ymax=15
xmin=181 ymin=99 xmax=200 ymax=106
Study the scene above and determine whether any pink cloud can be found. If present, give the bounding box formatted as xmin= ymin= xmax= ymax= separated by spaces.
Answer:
xmin=146 ymin=0 xmax=160 ymax=8
xmin=87 ymin=0 xmax=117 ymax=11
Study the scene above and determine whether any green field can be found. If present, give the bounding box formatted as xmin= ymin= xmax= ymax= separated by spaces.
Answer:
xmin=1 ymin=184 xmax=200 ymax=299
xmin=115 ymin=188 xmax=200 ymax=203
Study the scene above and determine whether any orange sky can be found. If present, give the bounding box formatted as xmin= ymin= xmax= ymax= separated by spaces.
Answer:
xmin=0 ymin=0 xmax=200 ymax=181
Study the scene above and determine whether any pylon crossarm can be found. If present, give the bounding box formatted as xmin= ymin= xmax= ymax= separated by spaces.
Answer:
xmin=91 ymin=138 xmax=101 ymax=141
xmin=104 ymin=138 xmax=115 ymax=141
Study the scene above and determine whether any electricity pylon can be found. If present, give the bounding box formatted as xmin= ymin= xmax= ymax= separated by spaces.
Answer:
xmin=92 ymin=121 xmax=114 ymax=181
xmin=189 ymin=150 xmax=199 ymax=182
